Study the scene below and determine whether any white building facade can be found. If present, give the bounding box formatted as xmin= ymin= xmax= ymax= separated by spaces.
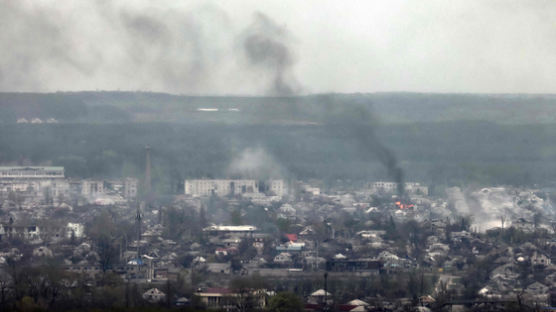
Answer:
xmin=184 ymin=179 xmax=286 ymax=197
xmin=369 ymin=181 xmax=428 ymax=195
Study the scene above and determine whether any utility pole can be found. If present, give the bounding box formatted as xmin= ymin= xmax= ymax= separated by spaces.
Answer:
xmin=323 ymin=272 xmax=329 ymax=311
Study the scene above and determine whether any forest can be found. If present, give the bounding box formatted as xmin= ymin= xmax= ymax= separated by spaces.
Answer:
xmin=2 ymin=92 xmax=556 ymax=193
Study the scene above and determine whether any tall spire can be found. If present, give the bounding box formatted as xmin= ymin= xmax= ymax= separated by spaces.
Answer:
xmin=135 ymin=203 xmax=143 ymax=259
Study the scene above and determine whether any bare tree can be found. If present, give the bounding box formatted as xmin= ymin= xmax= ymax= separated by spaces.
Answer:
xmin=0 ymin=270 xmax=12 ymax=309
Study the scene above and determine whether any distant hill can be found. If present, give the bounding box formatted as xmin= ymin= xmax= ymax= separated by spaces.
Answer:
xmin=2 ymin=91 xmax=556 ymax=188
xmin=2 ymin=91 xmax=556 ymax=124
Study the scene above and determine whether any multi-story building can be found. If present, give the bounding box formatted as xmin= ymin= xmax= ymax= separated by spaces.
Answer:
xmin=0 ymin=167 xmax=67 ymax=203
xmin=268 ymin=180 xmax=286 ymax=197
xmin=0 ymin=166 xmax=64 ymax=180
xmin=184 ymin=179 xmax=286 ymax=197
xmin=81 ymin=180 xmax=104 ymax=197
xmin=369 ymin=181 xmax=428 ymax=195
xmin=124 ymin=178 xmax=138 ymax=200
xmin=0 ymin=167 xmax=138 ymax=204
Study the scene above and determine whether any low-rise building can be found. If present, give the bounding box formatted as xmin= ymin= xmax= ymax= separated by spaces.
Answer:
xmin=203 ymin=225 xmax=257 ymax=237
xmin=194 ymin=288 xmax=268 ymax=311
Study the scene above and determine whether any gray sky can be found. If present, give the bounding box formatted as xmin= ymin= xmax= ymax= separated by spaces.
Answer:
xmin=2 ymin=0 xmax=556 ymax=94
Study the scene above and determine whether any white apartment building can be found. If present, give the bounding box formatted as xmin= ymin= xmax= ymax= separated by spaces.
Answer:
xmin=124 ymin=178 xmax=138 ymax=200
xmin=369 ymin=181 xmax=428 ymax=195
xmin=81 ymin=180 xmax=104 ymax=197
xmin=184 ymin=179 xmax=286 ymax=197
xmin=0 ymin=166 xmax=64 ymax=180
xmin=268 ymin=180 xmax=286 ymax=197
xmin=0 ymin=167 xmax=70 ymax=203
xmin=185 ymin=179 xmax=257 ymax=197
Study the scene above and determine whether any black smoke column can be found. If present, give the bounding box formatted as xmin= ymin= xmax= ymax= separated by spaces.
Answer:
xmin=322 ymin=96 xmax=406 ymax=197
xmin=242 ymin=12 xmax=300 ymax=95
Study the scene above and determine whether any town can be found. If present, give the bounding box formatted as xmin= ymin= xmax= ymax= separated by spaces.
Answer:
xmin=1 ymin=161 xmax=555 ymax=312
xmin=3 ymin=1 xmax=556 ymax=311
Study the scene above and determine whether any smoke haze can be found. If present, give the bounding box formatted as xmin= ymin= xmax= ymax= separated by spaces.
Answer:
xmin=320 ymin=97 xmax=405 ymax=195
xmin=2 ymin=1 xmax=556 ymax=94
xmin=242 ymin=12 xmax=300 ymax=96
xmin=226 ymin=147 xmax=287 ymax=179
xmin=0 ymin=1 xmax=299 ymax=95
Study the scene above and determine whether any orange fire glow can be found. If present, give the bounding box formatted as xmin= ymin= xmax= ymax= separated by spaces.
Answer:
xmin=395 ymin=201 xmax=414 ymax=209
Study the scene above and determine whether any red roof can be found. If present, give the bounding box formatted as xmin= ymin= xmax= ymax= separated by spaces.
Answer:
xmin=285 ymin=233 xmax=298 ymax=242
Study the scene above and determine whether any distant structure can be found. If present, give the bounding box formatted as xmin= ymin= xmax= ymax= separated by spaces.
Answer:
xmin=0 ymin=166 xmax=67 ymax=203
xmin=135 ymin=203 xmax=143 ymax=259
xmin=124 ymin=178 xmax=138 ymax=201
xmin=184 ymin=179 xmax=286 ymax=197
xmin=81 ymin=180 xmax=104 ymax=197
xmin=203 ymin=225 xmax=257 ymax=237
xmin=369 ymin=181 xmax=428 ymax=196
xmin=0 ymin=166 xmax=64 ymax=180
xmin=0 ymin=166 xmax=138 ymax=206
xmin=144 ymin=145 xmax=152 ymax=196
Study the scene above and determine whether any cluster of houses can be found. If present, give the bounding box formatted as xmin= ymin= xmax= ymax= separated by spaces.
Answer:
xmin=1 ymin=170 xmax=556 ymax=310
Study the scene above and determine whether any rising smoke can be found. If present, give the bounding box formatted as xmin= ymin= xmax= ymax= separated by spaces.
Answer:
xmin=320 ymin=96 xmax=406 ymax=196
xmin=226 ymin=147 xmax=287 ymax=179
xmin=0 ymin=2 xmax=299 ymax=95
xmin=1 ymin=1 xmax=404 ymax=189
xmin=241 ymin=12 xmax=301 ymax=96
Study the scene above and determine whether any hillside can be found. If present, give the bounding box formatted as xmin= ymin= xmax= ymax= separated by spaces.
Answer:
xmin=2 ymin=92 xmax=556 ymax=190
xmin=2 ymin=92 xmax=556 ymax=124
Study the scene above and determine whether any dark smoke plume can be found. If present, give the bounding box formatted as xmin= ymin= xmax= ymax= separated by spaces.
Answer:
xmin=0 ymin=2 xmax=262 ymax=94
xmin=242 ymin=12 xmax=301 ymax=96
xmin=321 ymin=96 xmax=405 ymax=196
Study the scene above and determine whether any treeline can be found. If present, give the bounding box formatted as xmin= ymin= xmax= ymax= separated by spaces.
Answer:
xmin=0 ymin=261 xmax=201 ymax=312
xmin=2 ymin=120 xmax=556 ymax=191
xmin=3 ymin=92 xmax=556 ymax=124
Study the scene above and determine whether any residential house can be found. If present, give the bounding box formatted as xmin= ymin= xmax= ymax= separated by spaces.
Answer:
xmin=531 ymin=251 xmax=551 ymax=267
xmin=274 ymin=252 xmax=293 ymax=265
xmin=143 ymin=288 xmax=166 ymax=303
xmin=524 ymin=282 xmax=549 ymax=306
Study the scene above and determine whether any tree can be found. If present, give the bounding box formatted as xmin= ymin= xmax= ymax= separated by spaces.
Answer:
xmin=97 ymin=233 xmax=118 ymax=274
xmin=238 ymin=238 xmax=257 ymax=261
xmin=43 ymin=187 xmax=53 ymax=205
xmin=533 ymin=212 xmax=543 ymax=229
xmin=276 ymin=218 xmax=291 ymax=233
xmin=199 ymin=205 xmax=208 ymax=228
xmin=0 ymin=270 xmax=12 ymax=310
xmin=231 ymin=257 xmax=243 ymax=273
xmin=267 ymin=292 xmax=304 ymax=312
xmin=231 ymin=209 xmax=243 ymax=226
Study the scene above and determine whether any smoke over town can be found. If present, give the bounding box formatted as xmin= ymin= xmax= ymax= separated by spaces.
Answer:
xmin=242 ymin=12 xmax=300 ymax=96
xmin=3 ymin=2 xmax=556 ymax=311
xmin=318 ymin=96 xmax=405 ymax=196
xmin=0 ymin=1 xmax=299 ymax=95
xmin=227 ymin=147 xmax=287 ymax=179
